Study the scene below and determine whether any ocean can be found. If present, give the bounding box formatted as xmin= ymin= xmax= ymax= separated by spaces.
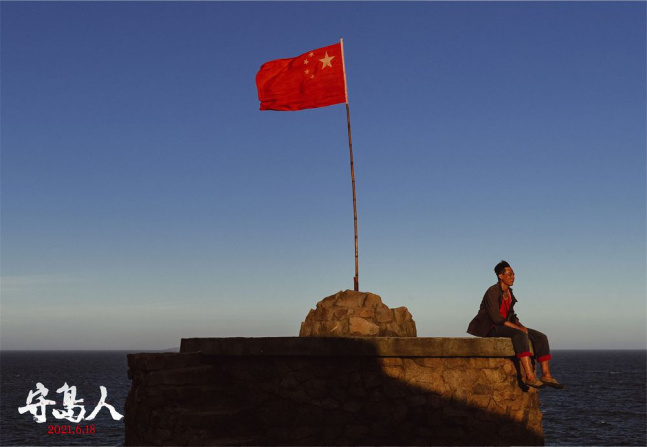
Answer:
xmin=0 ymin=350 xmax=645 ymax=446
xmin=539 ymin=350 xmax=646 ymax=446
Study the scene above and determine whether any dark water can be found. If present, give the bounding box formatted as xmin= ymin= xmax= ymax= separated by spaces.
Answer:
xmin=1 ymin=350 xmax=645 ymax=446
xmin=540 ymin=350 xmax=646 ymax=446
xmin=1 ymin=351 xmax=133 ymax=446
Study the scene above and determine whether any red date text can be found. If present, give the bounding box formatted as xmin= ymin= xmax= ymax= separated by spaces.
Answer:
xmin=47 ymin=424 xmax=96 ymax=435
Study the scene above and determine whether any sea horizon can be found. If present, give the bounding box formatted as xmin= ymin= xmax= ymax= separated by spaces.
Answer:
xmin=2 ymin=347 xmax=645 ymax=351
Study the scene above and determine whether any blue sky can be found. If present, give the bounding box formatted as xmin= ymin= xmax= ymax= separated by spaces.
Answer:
xmin=1 ymin=1 xmax=645 ymax=350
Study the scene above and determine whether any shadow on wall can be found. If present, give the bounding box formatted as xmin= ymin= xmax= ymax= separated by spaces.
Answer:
xmin=124 ymin=338 xmax=543 ymax=446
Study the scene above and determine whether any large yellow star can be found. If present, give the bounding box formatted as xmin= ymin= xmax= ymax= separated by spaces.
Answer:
xmin=319 ymin=52 xmax=335 ymax=69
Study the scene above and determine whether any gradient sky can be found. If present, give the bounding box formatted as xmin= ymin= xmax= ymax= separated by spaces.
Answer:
xmin=1 ymin=1 xmax=645 ymax=350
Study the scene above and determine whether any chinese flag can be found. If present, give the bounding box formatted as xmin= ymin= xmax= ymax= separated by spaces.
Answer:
xmin=256 ymin=42 xmax=347 ymax=111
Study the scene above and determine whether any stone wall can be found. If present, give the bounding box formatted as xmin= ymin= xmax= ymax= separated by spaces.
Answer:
xmin=124 ymin=337 xmax=543 ymax=446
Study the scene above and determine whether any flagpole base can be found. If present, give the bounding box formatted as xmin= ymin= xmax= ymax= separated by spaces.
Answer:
xmin=354 ymin=276 xmax=359 ymax=292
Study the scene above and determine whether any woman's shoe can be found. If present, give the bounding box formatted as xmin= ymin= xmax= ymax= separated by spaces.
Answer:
xmin=525 ymin=377 xmax=546 ymax=388
xmin=541 ymin=377 xmax=564 ymax=389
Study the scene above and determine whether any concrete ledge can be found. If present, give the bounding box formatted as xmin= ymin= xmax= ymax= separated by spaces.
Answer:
xmin=129 ymin=337 xmax=543 ymax=445
xmin=180 ymin=336 xmax=516 ymax=357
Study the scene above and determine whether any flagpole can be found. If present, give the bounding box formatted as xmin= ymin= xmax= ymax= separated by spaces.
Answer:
xmin=340 ymin=38 xmax=359 ymax=292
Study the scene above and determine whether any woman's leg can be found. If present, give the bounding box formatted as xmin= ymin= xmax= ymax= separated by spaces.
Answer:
xmin=527 ymin=328 xmax=563 ymax=388
xmin=526 ymin=328 xmax=554 ymax=379
xmin=489 ymin=325 xmax=539 ymax=382
xmin=519 ymin=356 xmax=538 ymax=381
xmin=540 ymin=359 xmax=552 ymax=379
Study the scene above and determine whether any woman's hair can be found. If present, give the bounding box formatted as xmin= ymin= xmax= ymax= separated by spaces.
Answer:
xmin=494 ymin=260 xmax=511 ymax=276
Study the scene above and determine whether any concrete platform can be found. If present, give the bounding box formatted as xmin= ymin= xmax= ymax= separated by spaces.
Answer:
xmin=180 ymin=336 xmax=517 ymax=357
xmin=127 ymin=336 xmax=542 ymax=445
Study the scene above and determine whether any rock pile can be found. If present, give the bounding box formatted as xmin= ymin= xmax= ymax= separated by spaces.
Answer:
xmin=299 ymin=290 xmax=417 ymax=337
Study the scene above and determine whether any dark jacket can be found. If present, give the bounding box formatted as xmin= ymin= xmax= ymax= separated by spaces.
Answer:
xmin=467 ymin=283 xmax=520 ymax=337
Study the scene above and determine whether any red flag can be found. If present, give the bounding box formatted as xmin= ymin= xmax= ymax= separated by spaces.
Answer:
xmin=256 ymin=42 xmax=347 ymax=111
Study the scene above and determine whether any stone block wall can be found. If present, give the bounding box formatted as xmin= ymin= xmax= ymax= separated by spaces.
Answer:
xmin=124 ymin=337 xmax=543 ymax=446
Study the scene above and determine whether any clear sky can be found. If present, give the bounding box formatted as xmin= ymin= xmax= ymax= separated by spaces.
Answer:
xmin=1 ymin=1 xmax=645 ymax=350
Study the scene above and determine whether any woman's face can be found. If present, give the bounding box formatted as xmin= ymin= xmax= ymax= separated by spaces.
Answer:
xmin=498 ymin=267 xmax=515 ymax=287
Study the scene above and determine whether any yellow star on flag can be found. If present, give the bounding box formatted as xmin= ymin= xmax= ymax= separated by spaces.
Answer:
xmin=319 ymin=52 xmax=334 ymax=69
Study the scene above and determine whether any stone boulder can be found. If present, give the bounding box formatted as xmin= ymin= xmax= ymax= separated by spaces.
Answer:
xmin=299 ymin=290 xmax=417 ymax=337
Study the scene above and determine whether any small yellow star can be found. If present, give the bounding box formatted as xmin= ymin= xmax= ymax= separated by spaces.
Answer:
xmin=303 ymin=59 xmax=309 ymax=65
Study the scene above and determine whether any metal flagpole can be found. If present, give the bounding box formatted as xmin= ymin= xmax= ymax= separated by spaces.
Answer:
xmin=340 ymin=38 xmax=359 ymax=292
